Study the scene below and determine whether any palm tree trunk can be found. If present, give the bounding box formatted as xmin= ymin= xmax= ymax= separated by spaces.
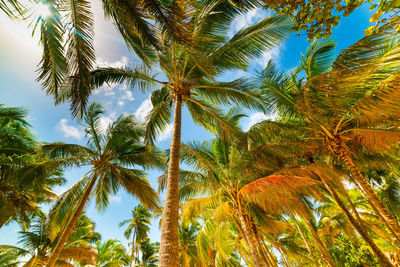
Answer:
xmin=293 ymin=219 xmax=320 ymax=266
xmin=249 ymin=217 xmax=273 ymax=266
xmin=159 ymin=94 xmax=182 ymax=267
xmin=337 ymin=144 xmax=400 ymax=243
xmin=238 ymin=210 xmax=264 ymax=267
xmin=262 ymin=241 xmax=277 ymax=267
xmin=274 ymin=243 xmax=289 ymax=267
xmin=319 ymin=173 xmax=393 ymax=266
xmin=129 ymin=231 xmax=136 ymax=267
xmin=46 ymin=175 xmax=97 ymax=267
xmin=304 ymin=219 xmax=336 ymax=267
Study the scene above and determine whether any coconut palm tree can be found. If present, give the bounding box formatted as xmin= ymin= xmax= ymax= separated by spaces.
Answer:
xmin=61 ymin=2 xmax=291 ymax=264
xmin=135 ymin=238 xmax=159 ymax=267
xmin=0 ymin=214 xmax=98 ymax=266
xmin=120 ymin=204 xmax=152 ymax=267
xmin=161 ymin=131 xmax=321 ymax=267
xmin=0 ymin=104 xmax=64 ymax=228
xmin=178 ymin=220 xmax=201 ymax=266
xmin=35 ymin=0 xmax=192 ymax=118
xmin=90 ymin=239 xmax=129 ymax=267
xmin=43 ymin=102 xmax=164 ymax=267
xmin=254 ymin=19 xmax=400 ymax=247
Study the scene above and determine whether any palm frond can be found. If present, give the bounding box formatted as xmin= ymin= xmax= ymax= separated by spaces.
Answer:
xmin=47 ymin=175 xmax=92 ymax=240
xmin=299 ymin=38 xmax=336 ymax=79
xmin=210 ymin=14 xmax=291 ymax=70
xmin=346 ymin=128 xmax=400 ymax=152
xmin=63 ymin=0 xmax=95 ymax=118
xmin=59 ymin=246 xmax=97 ymax=264
xmin=110 ymin=165 xmax=159 ymax=211
xmin=144 ymin=87 xmax=172 ymax=144
xmin=239 ymin=175 xmax=321 ymax=216
xmin=37 ymin=4 xmax=67 ymax=97
xmin=194 ymin=78 xmax=265 ymax=112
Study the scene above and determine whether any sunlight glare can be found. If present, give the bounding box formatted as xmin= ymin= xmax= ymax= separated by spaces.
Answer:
xmin=35 ymin=2 xmax=51 ymax=18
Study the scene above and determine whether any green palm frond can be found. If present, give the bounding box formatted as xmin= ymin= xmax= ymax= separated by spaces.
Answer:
xmin=101 ymin=0 xmax=160 ymax=49
xmin=90 ymin=66 xmax=159 ymax=92
xmin=185 ymin=97 xmax=242 ymax=138
xmin=36 ymin=4 xmax=67 ymax=97
xmin=64 ymin=0 xmax=95 ymax=118
xmin=47 ymin=175 xmax=92 ymax=240
xmin=0 ymin=104 xmax=30 ymax=126
xmin=256 ymin=60 xmax=299 ymax=118
xmin=210 ymin=14 xmax=291 ymax=70
xmin=110 ymin=165 xmax=159 ymax=211
xmin=299 ymin=38 xmax=336 ymax=79
xmin=144 ymin=87 xmax=172 ymax=144
xmin=194 ymin=78 xmax=266 ymax=112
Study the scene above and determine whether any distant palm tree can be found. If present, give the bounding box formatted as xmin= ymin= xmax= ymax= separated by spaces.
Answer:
xmin=90 ymin=239 xmax=129 ymax=267
xmin=135 ymin=238 xmax=159 ymax=267
xmin=120 ymin=204 xmax=152 ymax=267
xmin=0 ymin=214 xmax=98 ymax=266
xmin=43 ymin=102 xmax=164 ymax=267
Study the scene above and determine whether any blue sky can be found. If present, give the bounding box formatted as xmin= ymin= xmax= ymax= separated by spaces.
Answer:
xmin=0 ymin=2 xmax=373 ymax=249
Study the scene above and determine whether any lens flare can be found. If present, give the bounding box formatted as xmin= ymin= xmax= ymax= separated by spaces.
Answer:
xmin=35 ymin=2 xmax=51 ymax=18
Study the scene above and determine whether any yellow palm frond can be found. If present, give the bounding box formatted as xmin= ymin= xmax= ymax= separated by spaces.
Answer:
xmin=345 ymin=128 xmax=400 ymax=152
xmin=181 ymin=196 xmax=222 ymax=223
xmin=239 ymin=175 xmax=321 ymax=217
xmin=59 ymin=247 xmax=97 ymax=264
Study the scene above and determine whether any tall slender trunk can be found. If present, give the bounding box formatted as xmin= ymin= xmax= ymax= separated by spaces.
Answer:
xmin=249 ymin=216 xmax=273 ymax=266
xmin=293 ymin=219 xmax=320 ymax=266
xmin=304 ymin=219 xmax=336 ymax=267
xmin=238 ymin=210 xmax=264 ymax=267
xmin=46 ymin=175 xmax=97 ymax=267
xmin=129 ymin=231 xmax=136 ymax=267
xmin=336 ymin=143 xmax=400 ymax=243
xmin=159 ymin=94 xmax=182 ymax=267
xmin=274 ymin=243 xmax=289 ymax=267
xmin=262 ymin=241 xmax=277 ymax=267
xmin=319 ymin=172 xmax=393 ymax=266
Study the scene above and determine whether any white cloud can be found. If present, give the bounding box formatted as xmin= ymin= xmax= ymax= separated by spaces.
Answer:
xmin=109 ymin=195 xmax=122 ymax=204
xmin=121 ymin=90 xmax=134 ymax=101
xmin=92 ymin=57 xmax=130 ymax=95
xmin=98 ymin=116 xmax=113 ymax=132
xmin=96 ymin=56 xmax=129 ymax=68
xmin=256 ymin=45 xmax=282 ymax=68
xmin=118 ymin=101 xmax=125 ymax=106
xmin=57 ymin=119 xmax=83 ymax=140
xmin=134 ymin=98 xmax=153 ymax=121
xmin=244 ymin=112 xmax=277 ymax=131
xmin=230 ymin=8 xmax=267 ymax=36
xmin=157 ymin=124 xmax=173 ymax=142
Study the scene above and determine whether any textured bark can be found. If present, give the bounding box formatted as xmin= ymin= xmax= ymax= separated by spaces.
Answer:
xmin=249 ymin=217 xmax=273 ymax=266
xmin=238 ymin=210 xmax=264 ymax=267
xmin=335 ymin=143 xmax=400 ymax=243
xmin=129 ymin=231 xmax=136 ymax=267
xmin=320 ymin=174 xmax=393 ymax=266
xmin=159 ymin=95 xmax=182 ymax=267
xmin=304 ymin=219 xmax=336 ymax=267
xmin=46 ymin=175 xmax=97 ymax=267
xmin=294 ymin=219 xmax=320 ymax=266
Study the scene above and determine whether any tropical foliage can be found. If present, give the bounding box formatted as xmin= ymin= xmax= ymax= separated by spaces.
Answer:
xmin=4 ymin=1 xmax=400 ymax=266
